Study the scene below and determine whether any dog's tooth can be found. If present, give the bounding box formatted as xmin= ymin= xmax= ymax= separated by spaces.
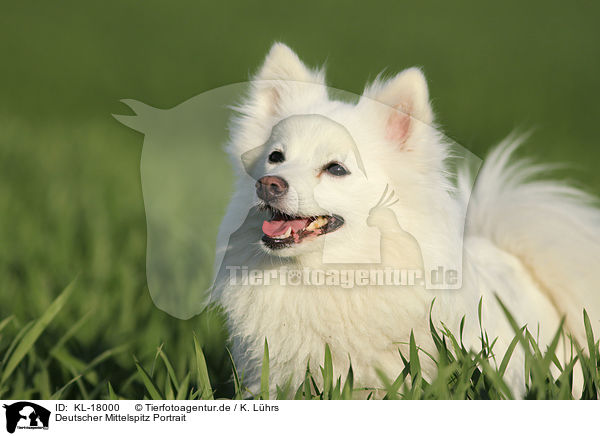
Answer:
xmin=307 ymin=216 xmax=328 ymax=231
xmin=315 ymin=217 xmax=328 ymax=227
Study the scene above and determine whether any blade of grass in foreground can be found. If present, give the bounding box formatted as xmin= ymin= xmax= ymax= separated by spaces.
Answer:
xmin=1 ymin=277 xmax=77 ymax=386
xmin=2 ymin=320 xmax=34 ymax=367
xmin=322 ymin=344 xmax=334 ymax=398
xmin=107 ymin=382 xmax=118 ymax=400
xmin=176 ymin=373 xmax=191 ymax=400
xmin=260 ymin=339 xmax=270 ymax=400
xmin=135 ymin=361 xmax=164 ymax=400
xmin=193 ymin=333 xmax=214 ymax=399
xmin=158 ymin=346 xmax=180 ymax=389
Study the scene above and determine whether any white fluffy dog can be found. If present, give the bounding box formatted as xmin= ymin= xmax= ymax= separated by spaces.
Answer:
xmin=212 ymin=43 xmax=600 ymax=397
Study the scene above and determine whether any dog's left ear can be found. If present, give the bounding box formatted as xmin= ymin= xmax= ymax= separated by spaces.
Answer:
xmin=362 ymin=68 xmax=433 ymax=148
xmin=243 ymin=43 xmax=327 ymax=125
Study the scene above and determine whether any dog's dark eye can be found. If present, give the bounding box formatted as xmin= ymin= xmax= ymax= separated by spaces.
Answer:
xmin=325 ymin=162 xmax=349 ymax=176
xmin=268 ymin=151 xmax=285 ymax=163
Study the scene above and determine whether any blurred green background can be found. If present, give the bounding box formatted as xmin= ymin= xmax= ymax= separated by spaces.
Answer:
xmin=0 ymin=0 xmax=598 ymax=398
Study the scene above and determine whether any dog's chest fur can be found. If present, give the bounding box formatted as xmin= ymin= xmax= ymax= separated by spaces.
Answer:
xmin=219 ymin=276 xmax=436 ymax=394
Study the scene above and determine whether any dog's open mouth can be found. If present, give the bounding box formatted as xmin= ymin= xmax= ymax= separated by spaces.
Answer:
xmin=261 ymin=207 xmax=344 ymax=249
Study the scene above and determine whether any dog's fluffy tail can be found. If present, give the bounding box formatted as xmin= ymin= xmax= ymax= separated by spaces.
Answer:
xmin=460 ymin=134 xmax=600 ymax=342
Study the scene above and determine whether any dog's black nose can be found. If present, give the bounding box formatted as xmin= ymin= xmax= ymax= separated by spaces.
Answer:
xmin=256 ymin=176 xmax=288 ymax=202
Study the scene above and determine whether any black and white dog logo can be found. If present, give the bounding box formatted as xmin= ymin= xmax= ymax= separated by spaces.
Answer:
xmin=3 ymin=402 xmax=50 ymax=433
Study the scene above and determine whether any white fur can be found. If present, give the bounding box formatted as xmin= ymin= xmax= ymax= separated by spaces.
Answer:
xmin=213 ymin=43 xmax=600 ymax=397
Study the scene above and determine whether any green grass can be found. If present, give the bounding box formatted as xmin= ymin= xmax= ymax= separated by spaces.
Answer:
xmin=0 ymin=1 xmax=599 ymax=400
xmin=2 ymin=283 xmax=599 ymax=399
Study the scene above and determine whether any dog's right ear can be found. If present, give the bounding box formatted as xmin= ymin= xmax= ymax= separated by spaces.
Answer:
xmin=361 ymin=68 xmax=434 ymax=151
xmin=241 ymin=43 xmax=327 ymax=126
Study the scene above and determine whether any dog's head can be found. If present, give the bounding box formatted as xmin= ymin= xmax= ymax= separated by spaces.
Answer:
xmin=228 ymin=43 xmax=448 ymax=260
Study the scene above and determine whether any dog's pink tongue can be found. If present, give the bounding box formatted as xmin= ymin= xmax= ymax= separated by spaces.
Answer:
xmin=262 ymin=219 xmax=310 ymax=237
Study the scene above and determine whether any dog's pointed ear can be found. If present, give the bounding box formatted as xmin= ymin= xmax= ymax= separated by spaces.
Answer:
xmin=362 ymin=67 xmax=433 ymax=148
xmin=243 ymin=42 xmax=326 ymax=123
xmin=256 ymin=42 xmax=321 ymax=84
